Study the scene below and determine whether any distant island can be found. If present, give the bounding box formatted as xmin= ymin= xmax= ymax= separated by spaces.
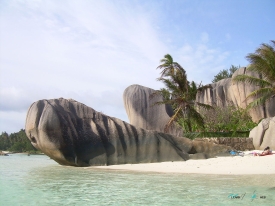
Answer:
xmin=0 ymin=129 xmax=40 ymax=154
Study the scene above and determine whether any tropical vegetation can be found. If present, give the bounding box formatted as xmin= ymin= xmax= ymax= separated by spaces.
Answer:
xmin=0 ymin=129 xmax=38 ymax=153
xmin=212 ymin=65 xmax=240 ymax=83
xmin=233 ymin=40 xmax=275 ymax=113
xmin=199 ymin=103 xmax=257 ymax=134
xmin=154 ymin=53 xmax=261 ymax=138
xmin=153 ymin=54 xmax=212 ymax=133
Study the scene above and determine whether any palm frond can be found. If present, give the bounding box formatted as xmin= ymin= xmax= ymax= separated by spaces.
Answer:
xmin=232 ymin=74 xmax=272 ymax=88
xmin=246 ymin=93 xmax=273 ymax=110
xmin=188 ymin=107 xmax=205 ymax=129
xmin=156 ymin=54 xmax=188 ymax=78
xmin=178 ymin=106 xmax=205 ymax=132
xmin=245 ymin=87 xmax=275 ymax=101
xmin=247 ymin=55 xmax=275 ymax=82
xmin=246 ymin=40 xmax=275 ymax=82
xmin=195 ymin=102 xmax=213 ymax=110
xmin=156 ymin=53 xmax=213 ymax=133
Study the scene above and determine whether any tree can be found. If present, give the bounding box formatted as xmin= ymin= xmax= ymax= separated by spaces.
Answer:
xmin=156 ymin=54 xmax=186 ymax=78
xmin=0 ymin=129 xmax=37 ymax=152
xmin=154 ymin=54 xmax=212 ymax=133
xmin=0 ymin=132 xmax=10 ymax=150
xmin=199 ymin=103 xmax=257 ymax=133
xmin=232 ymin=40 xmax=275 ymax=111
xmin=212 ymin=65 xmax=240 ymax=83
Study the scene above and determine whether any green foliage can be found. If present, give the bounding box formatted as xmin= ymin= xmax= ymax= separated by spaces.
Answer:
xmin=180 ymin=104 xmax=256 ymax=138
xmin=182 ymin=132 xmax=200 ymax=140
xmin=0 ymin=132 xmax=10 ymax=150
xmin=212 ymin=65 xmax=240 ymax=83
xmin=154 ymin=54 xmax=212 ymax=132
xmin=0 ymin=129 xmax=37 ymax=152
xmin=156 ymin=54 xmax=185 ymax=78
xmin=197 ymin=104 xmax=257 ymax=133
xmin=198 ymin=131 xmax=250 ymax=138
xmin=233 ymin=40 xmax=275 ymax=112
xmin=183 ymin=131 xmax=250 ymax=139
xmin=154 ymin=52 xmax=262 ymax=138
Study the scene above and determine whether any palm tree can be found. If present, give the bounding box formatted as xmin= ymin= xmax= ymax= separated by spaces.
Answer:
xmin=156 ymin=54 xmax=186 ymax=78
xmin=154 ymin=54 xmax=212 ymax=133
xmin=232 ymin=40 xmax=275 ymax=111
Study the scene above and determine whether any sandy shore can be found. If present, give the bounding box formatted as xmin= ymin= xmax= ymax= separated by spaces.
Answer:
xmin=94 ymin=151 xmax=275 ymax=175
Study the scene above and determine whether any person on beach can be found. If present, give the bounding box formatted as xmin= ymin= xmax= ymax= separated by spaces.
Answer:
xmin=261 ymin=146 xmax=272 ymax=155
xmin=253 ymin=146 xmax=272 ymax=156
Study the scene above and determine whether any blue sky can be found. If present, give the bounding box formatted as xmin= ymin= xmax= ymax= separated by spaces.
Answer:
xmin=0 ymin=0 xmax=274 ymax=133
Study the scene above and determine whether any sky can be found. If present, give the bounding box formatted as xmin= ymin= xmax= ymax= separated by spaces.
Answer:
xmin=0 ymin=0 xmax=274 ymax=134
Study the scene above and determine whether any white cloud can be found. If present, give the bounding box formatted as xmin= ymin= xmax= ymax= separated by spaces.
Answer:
xmin=0 ymin=1 xmax=238 ymax=133
xmin=175 ymin=40 xmax=230 ymax=84
xmin=0 ymin=87 xmax=30 ymax=112
xmin=0 ymin=0 xmax=167 ymax=133
xmin=0 ymin=111 xmax=27 ymax=133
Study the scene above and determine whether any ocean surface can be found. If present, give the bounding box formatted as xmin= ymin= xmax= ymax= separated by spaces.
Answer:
xmin=1 ymin=154 xmax=274 ymax=206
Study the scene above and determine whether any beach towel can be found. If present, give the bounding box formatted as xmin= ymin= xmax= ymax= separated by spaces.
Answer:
xmin=259 ymin=152 xmax=274 ymax=156
xmin=251 ymin=151 xmax=274 ymax=156
xmin=229 ymin=150 xmax=244 ymax=156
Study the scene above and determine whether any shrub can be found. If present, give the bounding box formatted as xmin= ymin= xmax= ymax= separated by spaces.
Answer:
xmin=180 ymin=103 xmax=257 ymax=138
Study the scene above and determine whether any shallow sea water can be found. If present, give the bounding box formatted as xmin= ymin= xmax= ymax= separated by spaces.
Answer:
xmin=1 ymin=154 xmax=274 ymax=206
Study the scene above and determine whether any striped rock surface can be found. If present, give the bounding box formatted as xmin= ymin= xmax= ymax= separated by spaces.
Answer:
xmin=25 ymin=98 xmax=192 ymax=166
xmin=196 ymin=67 xmax=275 ymax=122
xmin=250 ymin=117 xmax=275 ymax=150
xmin=123 ymin=84 xmax=183 ymax=137
xmin=25 ymin=98 xmax=230 ymax=167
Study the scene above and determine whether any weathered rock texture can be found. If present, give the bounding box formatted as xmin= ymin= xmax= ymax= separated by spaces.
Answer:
xmin=196 ymin=67 xmax=275 ymax=122
xmin=25 ymin=98 xmax=230 ymax=167
xmin=194 ymin=138 xmax=254 ymax=151
xmin=249 ymin=117 xmax=275 ymax=150
xmin=123 ymin=84 xmax=183 ymax=136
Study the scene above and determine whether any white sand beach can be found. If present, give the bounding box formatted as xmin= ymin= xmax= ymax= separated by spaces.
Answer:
xmin=94 ymin=151 xmax=275 ymax=175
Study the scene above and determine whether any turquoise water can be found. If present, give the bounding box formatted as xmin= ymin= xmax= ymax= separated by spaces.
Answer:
xmin=0 ymin=154 xmax=274 ymax=206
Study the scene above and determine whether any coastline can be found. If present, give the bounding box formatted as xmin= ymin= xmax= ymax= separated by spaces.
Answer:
xmin=93 ymin=150 xmax=275 ymax=175
xmin=0 ymin=151 xmax=45 ymax=156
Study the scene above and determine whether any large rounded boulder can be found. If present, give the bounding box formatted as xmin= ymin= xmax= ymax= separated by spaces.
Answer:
xmin=25 ymin=98 xmax=193 ymax=166
xmin=250 ymin=117 xmax=275 ymax=150
xmin=123 ymin=84 xmax=183 ymax=136
xmin=196 ymin=67 xmax=275 ymax=122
